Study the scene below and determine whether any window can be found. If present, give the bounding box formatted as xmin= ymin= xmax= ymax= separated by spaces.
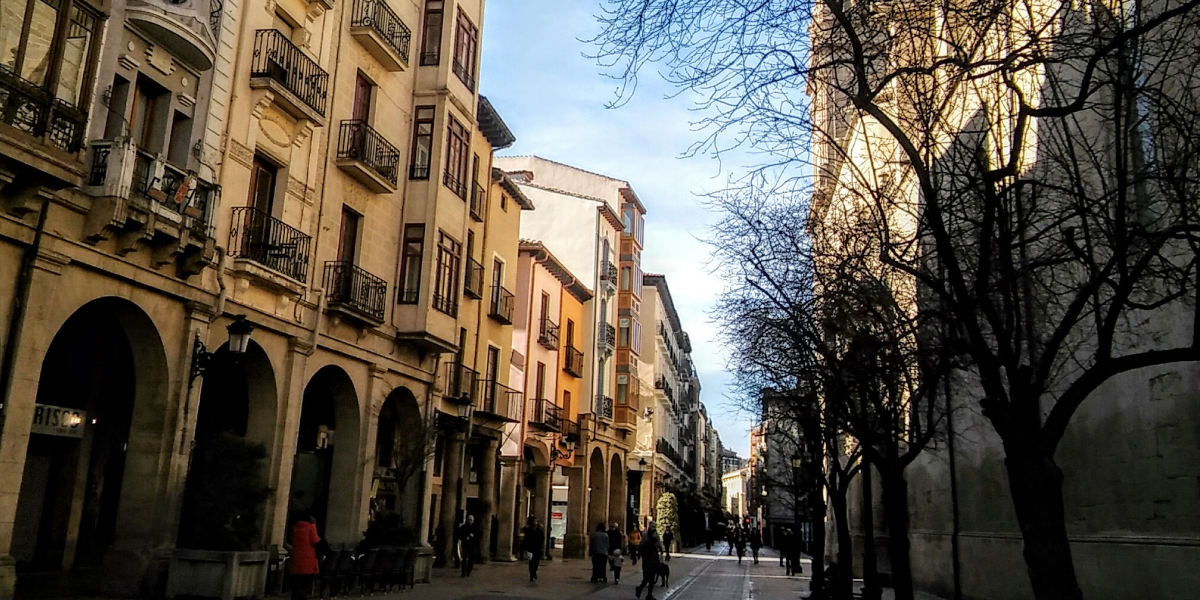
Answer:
xmin=632 ymin=321 xmax=642 ymax=354
xmin=500 ymin=193 xmax=508 ymax=212
xmin=353 ymin=72 xmax=373 ymax=122
xmin=491 ymin=258 xmax=503 ymax=296
xmin=619 ymin=317 xmax=630 ymax=346
xmin=398 ymin=224 xmax=424 ymax=304
xmin=409 ymin=106 xmax=434 ymax=179
xmin=250 ymin=156 xmax=278 ymax=215
xmin=433 ymin=230 xmax=461 ymax=316
xmin=617 ymin=374 xmax=628 ymax=404
xmin=443 ymin=115 xmax=468 ymax=198
xmin=420 ymin=0 xmax=443 ymax=65
xmin=540 ymin=292 xmax=550 ymax=327
xmin=337 ymin=208 xmax=360 ymax=264
xmin=565 ymin=319 xmax=575 ymax=347
xmin=452 ymin=9 xmax=478 ymax=90
xmin=620 ymin=267 xmax=631 ymax=291
xmin=563 ymin=390 xmax=572 ymax=416
xmin=167 ymin=111 xmax=193 ymax=166
xmin=535 ymin=362 xmax=546 ymax=400
xmin=273 ymin=11 xmax=296 ymax=37
xmin=130 ymin=77 xmax=168 ymax=150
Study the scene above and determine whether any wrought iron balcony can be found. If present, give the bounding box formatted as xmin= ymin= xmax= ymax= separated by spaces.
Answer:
xmin=538 ymin=318 xmax=560 ymax=351
xmin=489 ymin=285 xmax=515 ymax=324
xmin=1 ymin=65 xmax=86 ymax=153
xmin=229 ymin=207 xmax=312 ymax=282
xmin=595 ymin=395 xmax=614 ymax=420
xmin=432 ymin=289 xmax=458 ymax=317
xmin=443 ymin=361 xmax=478 ymax=404
xmin=324 ymin=261 xmax=387 ymax=324
xmin=563 ymin=346 xmax=584 ymax=377
xmin=250 ymin=29 xmax=329 ymax=121
xmin=529 ymin=397 xmax=562 ymax=432
xmin=443 ymin=169 xmax=467 ymax=199
xmin=477 ymin=379 xmax=521 ymax=422
xmin=409 ymin=164 xmax=430 ymax=180
xmin=600 ymin=323 xmax=616 ymax=354
xmin=469 ymin=181 xmax=486 ymax=221
xmin=420 ymin=52 xmax=439 ymax=66
xmin=349 ymin=0 xmax=412 ymax=71
xmin=463 ymin=257 xmax=483 ymax=299
xmin=600 ymin=260 xmax=618 ymax=282
xmin=336 ymin=120 xmax=399 ymax=191
xmin=452 ymin=58 xmax=475 ymax=91
xmin=563 ymin=418 xmax=581 ymax=442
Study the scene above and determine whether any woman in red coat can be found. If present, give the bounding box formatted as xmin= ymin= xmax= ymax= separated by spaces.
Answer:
xmin=289 ymin=513 xmax=321 ymax=600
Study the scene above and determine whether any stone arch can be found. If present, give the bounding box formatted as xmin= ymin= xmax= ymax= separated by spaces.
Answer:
xmin=371 ymin=386 xmax=424 ymax=533
xmin=608 ymin=452 xmax=626 ymax=533
xmin=13 ymin=297 xmax=169 ymax=572
xmin=587 ymin=447 xmax=608 ymax=533
xmin=290 ymin=365 xmax=361 ymax=542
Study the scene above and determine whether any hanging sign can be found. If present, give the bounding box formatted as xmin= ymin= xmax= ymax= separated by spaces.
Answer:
xmin=31 ymin=404 xmax=87 ymax=438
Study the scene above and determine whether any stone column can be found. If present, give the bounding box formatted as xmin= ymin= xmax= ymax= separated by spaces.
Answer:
xmin=434 ymin=431 xmax=465 ymax=566
xmin=263 ymin=338 xmax=313 ymax=547
xmin=562 ymin=465 xmax=587 ymax=559
xmin=609 ymin=463 xmax=627 ymax=534
xmin=531 ymin=466 xmax=552 ymax=557
xmin=476 ymin=437 xmax=499 ymax=563
xmin=494 ymin=456 xmax=520 ymax=561
xmin=587 ymin=462 xmax=608 ymax=536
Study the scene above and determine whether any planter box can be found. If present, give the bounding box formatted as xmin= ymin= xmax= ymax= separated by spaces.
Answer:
xmin=167 ymin=549 xmax=269 ymax=600
xmin=412 ymin=545 xmax=434 ymax=583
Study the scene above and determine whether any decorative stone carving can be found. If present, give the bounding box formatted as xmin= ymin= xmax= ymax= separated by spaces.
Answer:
xmin=228 ymin=139 xmax=254 ymax=169
xmin=145 ymin=44 xmax=177 ymax=76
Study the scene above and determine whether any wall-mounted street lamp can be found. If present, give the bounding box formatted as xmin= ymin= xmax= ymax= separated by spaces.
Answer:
xmin=191 ymin=315 xmax=254 ymax=381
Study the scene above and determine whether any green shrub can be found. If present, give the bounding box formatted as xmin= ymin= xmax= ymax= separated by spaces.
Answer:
xmin=178 ymin=432 xmax=270 ymax=551
xmin=655 ymin=492 xmax=679 ymax=544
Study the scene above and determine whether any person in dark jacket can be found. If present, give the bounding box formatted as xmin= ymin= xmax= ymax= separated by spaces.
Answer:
xmin=456 ymin=515 xmax=480 ymax=577
xmin=635 ymin=522 xmax=663 ymax=600
xmin=606 ymin=523 xmax=624 ymax=563
xmin=520 ymin=517 xmax=545 ymax=581
xmin=288 ymin=513 xmax=321 ymax=600
xmin=779 ymin=529 xmax=790 ymax=567
xmin=590 ymin=523 xmax=610 ymax=582
xmin=749 ymin=528 xmax=763 ymax=564
xmin=661 ymin=528 xmax=674 ymax=561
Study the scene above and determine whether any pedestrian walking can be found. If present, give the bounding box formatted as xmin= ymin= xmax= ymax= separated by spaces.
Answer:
xmin=705 ymin=527 xmax=713 ymax=551
xmin=520 ymin=516 xmax=545 ymax=582
xmin=749 ymin=528 xmax=762 ymax=564
xmin=635 ymin=522 xmax=663 ymax=600
xmin=607 ymin=522 xmax=625 ymax=566
xmin=609 ymin=547 xmax=624 ymax=584
xmin=628 ymin=525 xmax=642 ymax=565
xmin=786 ymin=531 xmax=802 ymax=576
xmin=661 ymin=528 xmax=674 ymax=561
xmin=457 ymin=515 xmax=480 ymax=577
xmin=287 ymin=513 xmax=320 ymax=600
xmin=726 ymin=526 xmax=736 ymax=555
xmin=779 ymin=528 xmax=789 ymax=567
xmin=590 ymin=523 xmax=610 ymax=582
xmin=735 ymin=529 xmax=747 ymax=564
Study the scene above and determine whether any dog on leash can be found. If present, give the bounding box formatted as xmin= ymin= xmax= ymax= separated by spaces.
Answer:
xmin=655 ymin=562 xmax=670 ymax=587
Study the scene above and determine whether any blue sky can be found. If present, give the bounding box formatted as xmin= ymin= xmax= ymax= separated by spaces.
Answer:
xmin=480 ymin=1 xmax=753 ymax=457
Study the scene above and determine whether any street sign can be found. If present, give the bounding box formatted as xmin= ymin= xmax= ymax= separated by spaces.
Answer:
xmin=31 ymin=404 xmax=87 ymax=438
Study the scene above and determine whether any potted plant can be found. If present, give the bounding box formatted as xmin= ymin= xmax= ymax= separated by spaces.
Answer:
xmin=167 ymin=432 xmax=272 ymax=600
xmin=655 ymin=492 xmax=680 ymax=552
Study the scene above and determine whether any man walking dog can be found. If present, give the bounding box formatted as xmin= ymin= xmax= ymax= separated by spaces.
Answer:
xmin=635 ymin=522 xmax=664 ymax=600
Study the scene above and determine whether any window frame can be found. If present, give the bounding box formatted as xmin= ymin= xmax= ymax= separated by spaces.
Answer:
xmin=409 ymin=105 xmax=435 ymax=179
xmin=452 ymin=9 xmax=478 ymax=90
xmin=398 ymin=224 xmax=425 ymax=304
xmin=419 ymin=0 xmax=444 ymax=65
xmin=442 ymin=114 xmax=469 ymax=198
xmin=433 ymin=230 xmax=461 ymax=316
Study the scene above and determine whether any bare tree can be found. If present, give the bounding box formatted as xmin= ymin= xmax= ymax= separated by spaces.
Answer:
xmin=594 ymin=2 xmax=1200 ymax=598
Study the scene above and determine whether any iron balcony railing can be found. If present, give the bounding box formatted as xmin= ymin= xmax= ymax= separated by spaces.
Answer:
xmin=0 ymin=64 xmax=86 ymax=153
xmin=350 ymin=0 xmax=412 ymax=64
xmin=538 ymin=318 xmax=559 ymax=350
xmin=250 ymin=29 xmax=329 ymax=117
xmin=562 ymin=418 xmax=581 ymax=442
xmin=211 ymin=0 xmax=223 ymax=34
xmin=601 ymin=323 xmax=616 ymax=353
xmin=469 ymin=181 xmax=486 ymax=221
xmin=463 ymin=257 xmax=483 ymax=299
xmin=229 ymin=207 xmax=312 ymax=282
xmin=443 ymin=362 xmax=478 ymax=404
xmin=477 ymin=379 xmax=521 ymax=422
xmin=563 ymin=346 xmax=584 ymax=377
xmin=419 ymin=51 xmax=439 ymax=66
xmin=529 ymin=397 xmax=562 ymax=432
xmin=489 ymin=285 xmax=515 ymax=324
xmin=409 ymin=163 xmax=430 ymax=180
xmin=337 ymin=119 xmax=399 ymax=186
xmin=595 ymin=395 xmax=614 ymax=420
xmin=324 ymin=261 xmax=387 ymax=322
xmin=656 ymin=437 xmax=684 ymax=467
xmin=600 ymin=260 xmax=618 ymax=282
xmin=443 ymin=169 xmax=467 ymax=199
xmin=452 ymin=58 xmax=475 ymax=91
xmin=432 ymin=289 xmax=458 ymax=317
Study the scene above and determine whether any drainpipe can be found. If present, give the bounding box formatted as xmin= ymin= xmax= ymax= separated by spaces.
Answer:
xmin=214 ymin=246 xmax=229 ymax=316
xmin=945 ymin=375 xmax=961 ymax=600
xmin=0 ymin=200 xmax=51 ymax=434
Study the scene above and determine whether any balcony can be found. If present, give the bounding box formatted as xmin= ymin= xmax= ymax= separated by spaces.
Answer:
xmin=463 ymin=257 xmax=483 ymax=299
xmin=595 ymin=395 xmax=614 ymax=421
xmin=336 ymin=120 xmax=399 ymax=192
xmin=489 ymin=286 xmax=515 ymax=324
xmin=228 ymin=206 xmax=312 ymax=283
xmin=477 ymin=379 xmax=522 ymax=422
xmin=538 ymin=318 xmax=559 ymax=351
xmin=249 ymin=29 xmax=329 ymax=124
xmin=616 ymin=403 xmax=638 ymax=429
xmin=1 ymin=64 xmax=87 ymax=154
xmin=443 ymin=362 xmax=478 ymax=405
xmin=600 ymin=323 xmax=616 ymax=355
xmin=349 ymin=0 xmax=412 ymax=71
xmin=432 ymin=289 xmax=458 ymax=317
xmin=529 ymin=397 xmax=562 ymax=432
xmin=324 ymin=261 xmax=387 ymax=325
xmin=452 ymin=58 xmax=476 ymax=92
xmin=563 ymin=418 xmax=581 ymax=442
xmin=469 ymin=181 xmax=486 ymax=221
xmin=420 ymin=52 xmax=439 ymax=66
xmin=443 ymin=170 xmax=467 ymax=199
xmin=599 ymin=260 xmax=618 ymax=290
xmin=127 ymin=0 xmax=218 ymax=70
xmin=563 ymin=346 xmax=584 ymax=378
xmin=656 ymin=437 xmax=684 ymax=467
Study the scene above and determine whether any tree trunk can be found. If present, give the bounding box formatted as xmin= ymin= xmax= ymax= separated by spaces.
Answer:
xmin=879 ymin=464 xmax=914 ymax=600
xmin=811 ymin=496 xmax=827 ymax=598
xmin=860 ymin=460 xmax=880 ymax=600
xmin=1003 ymin=447 xmax=1083 ymax=600
xmin=830 ymin=485 xmax=854 ymax=600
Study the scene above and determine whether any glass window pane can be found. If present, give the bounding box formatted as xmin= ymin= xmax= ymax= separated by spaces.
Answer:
xmin=20 ymin=0 xmax=60 ymax=87
xmin=54 ymin=5 xmax=96 ymax=106
xmin=0 ymin=0 xmax=27 ymax=72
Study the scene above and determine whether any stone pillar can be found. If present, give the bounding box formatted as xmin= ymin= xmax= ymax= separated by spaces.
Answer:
xmin=434 ymin=431 xmax=465 ymax=566
xmin=263 ymin=338 xmax=313 ymax=547
xmin=494 ymin=457 xmax=520 ymax=561
xmin=609 ymin=463 xmax=627 ymax=534
xmin=562 ymin=465 xmax=587 ymax=559
xmin=477 ymin=438 xmax=499 ymax=563
xmin=588 ymin=463 xmax=608 ymax=537
xmin=531 ymin=466 xmax=552 ymax=557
